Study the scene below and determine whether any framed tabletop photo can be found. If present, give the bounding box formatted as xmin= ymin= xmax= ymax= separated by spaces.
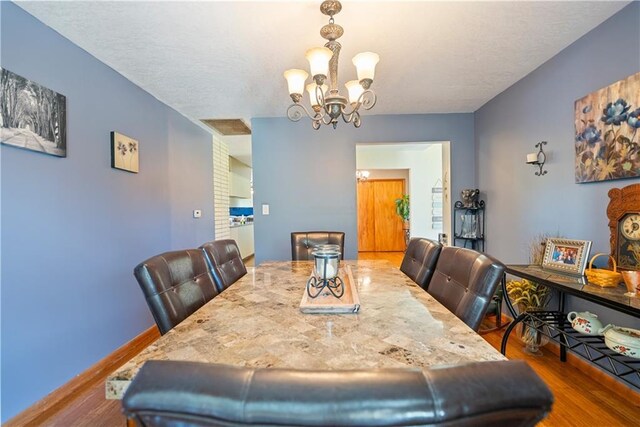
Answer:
xmin=542 ymin=238 xmax=592 ymax=276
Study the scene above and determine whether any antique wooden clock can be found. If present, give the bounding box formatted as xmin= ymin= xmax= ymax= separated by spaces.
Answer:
xmin=607 ymin=183 xmax=640 ymax=271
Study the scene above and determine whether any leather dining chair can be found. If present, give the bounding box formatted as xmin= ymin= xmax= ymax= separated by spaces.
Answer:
xmin=200 ymin=239 xmax=247 ymax=293
xmin=291 ymin=231 xmax=345 ymax=260
xmin=427 ymin=246 xmax=505 ymax=331
xmin=400 ymin=237 xmax=442 ymax=290
xmin=133 ymin=250 xmax=219 ymax=335
xmin=122 ymin=359 xmax=553 ymax=427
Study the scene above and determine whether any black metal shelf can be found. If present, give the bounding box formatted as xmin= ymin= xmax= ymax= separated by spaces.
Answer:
xmin=453 ymin=200 xmax=485 ymax=251
xmin=453 ymin=234 xmax=484 ymax=240
xmin=518 ymin=310 xmax=640 ymax=390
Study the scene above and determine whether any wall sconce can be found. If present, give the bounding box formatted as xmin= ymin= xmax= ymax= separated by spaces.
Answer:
xmin=526 ymin=141 xmax=547 ymax=176
xmin=356 ymin=170 xmax=370 ymax=182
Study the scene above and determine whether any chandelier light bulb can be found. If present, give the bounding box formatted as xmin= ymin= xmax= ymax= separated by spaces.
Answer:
xmin=352 ymin=52 xmax=380 ymax=82
xmin=345 ymin=80 xmax=364 ymax=104
xmin=283 ymin=69 xmax=309 ymax=99
xmin=306 ymin=83 xmax=328 ymax=107
xmin=305 ymin=47 xmax=333 ymax=81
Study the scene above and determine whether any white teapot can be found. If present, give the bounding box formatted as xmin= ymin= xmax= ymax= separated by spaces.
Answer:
xmin=566 ymin=311 xmax=603 ymax=336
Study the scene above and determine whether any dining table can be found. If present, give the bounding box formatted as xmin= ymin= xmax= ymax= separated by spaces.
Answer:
xmin=106 ymin=260 xmax=506 ymax=399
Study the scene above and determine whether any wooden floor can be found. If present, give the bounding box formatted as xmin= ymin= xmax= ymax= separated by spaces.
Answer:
xmin=25 ymin=251 xmax=640 ymax=426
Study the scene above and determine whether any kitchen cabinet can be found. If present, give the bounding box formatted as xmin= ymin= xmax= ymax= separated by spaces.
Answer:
xmin=230 ymin=224 xmax=254 ymax=259
xmin=229 ymin=157 xmax=252 ymax=199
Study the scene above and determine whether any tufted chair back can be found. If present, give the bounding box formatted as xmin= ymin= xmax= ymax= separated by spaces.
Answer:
xmin=291 ymin=231 xmax=345 ymax=261
xmin=200 ymin=240 xmax=247 ymax=293
xmin=134 ymin=250 xmax=219 ymax=335
xmin=427 ymin=246 xmax=505 ymax=331
xmin=400 ymin=238 xmax=442 ymax=290
xmin=122 ymin=360 xmax=553 ymax=427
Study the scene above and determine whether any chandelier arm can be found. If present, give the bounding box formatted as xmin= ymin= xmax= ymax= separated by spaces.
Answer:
xmin=341 ymin=90 xmax=376 ymax=117
xmin=287 ymin=103 xmax=318 ymax=122
xmin=321 ymin=113 xmax=334 ymax=126
xmin=341 ymin=111 xmax=355 ymax=124
xmin=358 ymin=90 xmax=377 ymax=111
xmin=353 ymin=112 xmax=361 ymax=128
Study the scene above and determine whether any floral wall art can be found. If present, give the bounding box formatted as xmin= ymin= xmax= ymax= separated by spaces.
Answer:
xmin=111 ymin=131 xmax=139 ymax=173
xmin=575 ymin=72 xmax=640 ymax=183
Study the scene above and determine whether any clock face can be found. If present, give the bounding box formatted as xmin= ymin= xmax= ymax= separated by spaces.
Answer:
xmin=621 ymin=214 xmax=640 ymax=240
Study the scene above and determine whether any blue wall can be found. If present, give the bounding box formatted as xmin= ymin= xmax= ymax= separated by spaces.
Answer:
xmin=251 ymin=114 xmax=475 ymax=263
xmin=0 ymin=3 xmax=214 ymax=420
xmin=475 ymin=2 xmax=640 ymax=329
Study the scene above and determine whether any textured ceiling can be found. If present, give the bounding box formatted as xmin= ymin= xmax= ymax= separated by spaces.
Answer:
xmin=17 ymin=1 xmax=629 ymax=124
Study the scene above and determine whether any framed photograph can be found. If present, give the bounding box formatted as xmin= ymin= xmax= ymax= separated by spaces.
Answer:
xmin=111 ymin=131 xmax=139 ymax=173
xmin=1 ymin=68 xmax=67 ymax=157
xmin=542 ymin=238 xmax=592 ymax=276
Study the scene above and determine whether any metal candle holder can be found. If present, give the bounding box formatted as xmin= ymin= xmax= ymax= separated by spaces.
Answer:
xmin=307 ymin=248 xmax=344 ymax=299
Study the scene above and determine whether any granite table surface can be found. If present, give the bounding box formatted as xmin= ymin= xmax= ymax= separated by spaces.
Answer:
xmin=106 ymin=260 xmax=506 ymax=399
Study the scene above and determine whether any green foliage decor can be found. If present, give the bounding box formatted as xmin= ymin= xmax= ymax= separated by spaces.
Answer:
xmin=395 ymin=195 xmax=410 ymax=222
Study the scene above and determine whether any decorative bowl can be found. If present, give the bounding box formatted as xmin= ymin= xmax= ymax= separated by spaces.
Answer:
xmin=600 ymin=325 xmax=640 ymax=359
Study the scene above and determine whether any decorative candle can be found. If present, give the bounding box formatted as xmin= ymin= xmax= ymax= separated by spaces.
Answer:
xmin=526 ymin=153 xmax=538 ymax=164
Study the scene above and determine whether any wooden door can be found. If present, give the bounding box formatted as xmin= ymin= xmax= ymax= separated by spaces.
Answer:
xmin=373 ymin=180 xmax=405 ymax=251
xmin=357 ymin=179 xmax=405 ymax=252
xmin=357 ymin=181 xmax=376 ymax=251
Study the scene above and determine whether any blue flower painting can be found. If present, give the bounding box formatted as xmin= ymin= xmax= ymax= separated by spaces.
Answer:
xmin=575 ymin=72 xmax=640 ymax=183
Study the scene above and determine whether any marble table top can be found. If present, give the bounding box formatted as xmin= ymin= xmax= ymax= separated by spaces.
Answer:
xmin=106 ymin=260 xmax=505 ymax=399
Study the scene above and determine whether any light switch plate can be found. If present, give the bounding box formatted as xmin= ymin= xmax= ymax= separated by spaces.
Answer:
xmin=193 ymin=209 xmax=202 ymax=218
xmin=262 ymin=204 xmax=269 ymax=215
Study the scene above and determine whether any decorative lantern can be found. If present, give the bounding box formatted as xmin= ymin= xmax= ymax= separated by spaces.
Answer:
xmin=307 ymin=248 xmax=344 ymax=298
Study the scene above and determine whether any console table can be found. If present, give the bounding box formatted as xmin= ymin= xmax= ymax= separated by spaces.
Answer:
xmin=501 ymin=265 xmax=640 ymax=390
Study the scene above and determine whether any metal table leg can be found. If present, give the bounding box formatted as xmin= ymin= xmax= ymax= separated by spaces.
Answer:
xmin=558 ymin=291 xmax=567 ymax=362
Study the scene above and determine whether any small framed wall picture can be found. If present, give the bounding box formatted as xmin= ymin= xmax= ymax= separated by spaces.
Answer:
xmin=542 ymin=238 xmax=592 ymax=276
xmin=111 ymin=131 xmax=139 ymax=173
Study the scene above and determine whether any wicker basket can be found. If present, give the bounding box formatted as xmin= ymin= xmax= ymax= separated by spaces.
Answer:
xmin=585 ymin=253 xmax=622 ymax=288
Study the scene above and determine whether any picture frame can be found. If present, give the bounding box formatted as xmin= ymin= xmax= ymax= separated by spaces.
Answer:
xmin=1 ymin=68 xmax=67 ymax=157
xmin=111 ymin=131 xmax=139 ymax=173
xmin=542 ymin=238 xmax=592 ymax=276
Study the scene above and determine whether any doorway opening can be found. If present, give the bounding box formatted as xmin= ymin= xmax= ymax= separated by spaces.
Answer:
xmin=355 ymin=142 xmax=451 ymax=263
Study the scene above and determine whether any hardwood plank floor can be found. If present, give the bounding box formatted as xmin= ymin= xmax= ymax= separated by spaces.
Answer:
xmin=28 ymin=251 xmax=640 ymax=426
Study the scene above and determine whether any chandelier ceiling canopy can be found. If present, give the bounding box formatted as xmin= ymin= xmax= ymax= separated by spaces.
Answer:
xmin=284 ymin=1 xmax=379 ymax=130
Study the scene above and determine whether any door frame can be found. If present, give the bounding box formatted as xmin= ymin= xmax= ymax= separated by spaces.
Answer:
xmin=355 ymin=141 xmax=452 ymax=250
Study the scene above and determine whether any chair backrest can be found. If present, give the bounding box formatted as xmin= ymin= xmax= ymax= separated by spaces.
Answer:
xmin=122 ymin=360 xmax=553 ymax=427
xmin=427 ymin=246 xmax=505 ymax=331
xmin=200 ymin=240 xmax=247 ymax=293
xmin=133 ymin=250 xmax=219 ymax=335
xmin=400 ymin=237 xmax=442 ymax=289
xmin=291 ymin=231 xmax=345 ymax=260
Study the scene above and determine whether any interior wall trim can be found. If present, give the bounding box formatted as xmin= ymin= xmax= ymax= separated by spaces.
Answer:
xmin=5 ymin=326 xmax=160 ymax=426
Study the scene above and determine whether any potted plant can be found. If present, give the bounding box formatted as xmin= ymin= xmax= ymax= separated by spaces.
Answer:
xmin=395 ymin=194 xmax=410 ymax=248
xmin=506 ymin=233 xmax=556 ymax=354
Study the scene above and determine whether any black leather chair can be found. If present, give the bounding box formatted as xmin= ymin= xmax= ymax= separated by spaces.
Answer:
xmin=134 ymin=250 xmax=219 ymax=335
xmin=291 ymin=231 xmax=345 ymax=260
xmin=122 ymin=360 xmax=553 ymax=427
xmin=427 ymin=246 xmax=505 ymax=331
xmin=400 ymin=237 xmax=442 ymax=290
xmin=200 ymin=240 xmax=247 ymax=293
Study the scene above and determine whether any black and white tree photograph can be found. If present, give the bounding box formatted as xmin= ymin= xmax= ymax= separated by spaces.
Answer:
xmin=1 ymin=68 xmax=67 ymax=157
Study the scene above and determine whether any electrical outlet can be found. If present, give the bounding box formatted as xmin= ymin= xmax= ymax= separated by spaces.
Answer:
xmin=262 ymin=204 xmax=269 ymax=215
xmin=193 ymin=209 xmax=202 ymax=218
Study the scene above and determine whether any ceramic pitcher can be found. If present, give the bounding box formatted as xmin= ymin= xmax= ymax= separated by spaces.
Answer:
xmin=566 ymin=311 xmax=603 ymax=336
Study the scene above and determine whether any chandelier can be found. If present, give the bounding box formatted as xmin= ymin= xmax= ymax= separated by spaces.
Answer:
xmin=356 ymin=170 xmax=370 ymax=182
xmin=284 ymin=1 xmax=379 ymax=130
